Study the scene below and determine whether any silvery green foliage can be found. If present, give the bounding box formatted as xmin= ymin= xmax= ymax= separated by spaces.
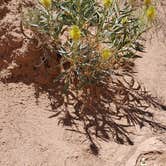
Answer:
xmin=23 ymin=0 xmax=146 ymax=90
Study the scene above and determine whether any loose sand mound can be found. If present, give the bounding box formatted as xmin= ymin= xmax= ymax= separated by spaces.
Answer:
xmin=0 ymin=0 xmax=60 ymax=86
xmin=0 ymin=0 xmax=166 ymax=166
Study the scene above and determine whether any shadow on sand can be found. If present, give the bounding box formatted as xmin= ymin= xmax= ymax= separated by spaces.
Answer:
xmin=2 ymin=71 xmax=166 ymax=155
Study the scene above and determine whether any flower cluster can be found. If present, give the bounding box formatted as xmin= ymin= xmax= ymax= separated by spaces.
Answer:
xmin=69 ymin=25 xmax=81 ymax=41
xmin=40 ymin=0 xmax=52 ymax=9
xmin=103 ymin=0 xmax=112 ymax=8
xmin=101 ymin=49 xmax=112 ymax=60
xmin=146 ymin=6 xmax=156 ymax=22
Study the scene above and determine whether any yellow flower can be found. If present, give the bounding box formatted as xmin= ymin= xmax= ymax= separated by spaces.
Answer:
xmin=101 ymin=49 xmax=112 ymax=60
xmin=121 ymin=17 xmax=128 ymax=25
xmin=146 ymin=6 xmax=156 ymax=21
xmin=40 ymin=0 xmax=52 ymax=9
xmin=144 ymin=0 xmax=152 ymax=7
xmin=103 ymin=0 xmax=113 ymax=8
xmin=69 ymin=25 xmax=81 ymax=41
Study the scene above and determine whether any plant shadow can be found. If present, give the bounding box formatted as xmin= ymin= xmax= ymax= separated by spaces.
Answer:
xmin=1 ymin=66 xmax=166 ymax=155
xmin=33 ymin=72 xmax=166 ymax=155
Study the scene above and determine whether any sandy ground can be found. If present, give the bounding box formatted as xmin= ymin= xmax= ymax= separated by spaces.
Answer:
xmin=0 ymin=0 xmax=166 ymax=166
xmin=1 ymin=39 xmax=166 ymax=166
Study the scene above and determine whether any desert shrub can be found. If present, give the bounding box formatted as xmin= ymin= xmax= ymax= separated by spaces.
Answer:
xmin=21 ymin=0 xmax=166 ymax=150
xmin=22 ymin=0 xmax=157 ymax=91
